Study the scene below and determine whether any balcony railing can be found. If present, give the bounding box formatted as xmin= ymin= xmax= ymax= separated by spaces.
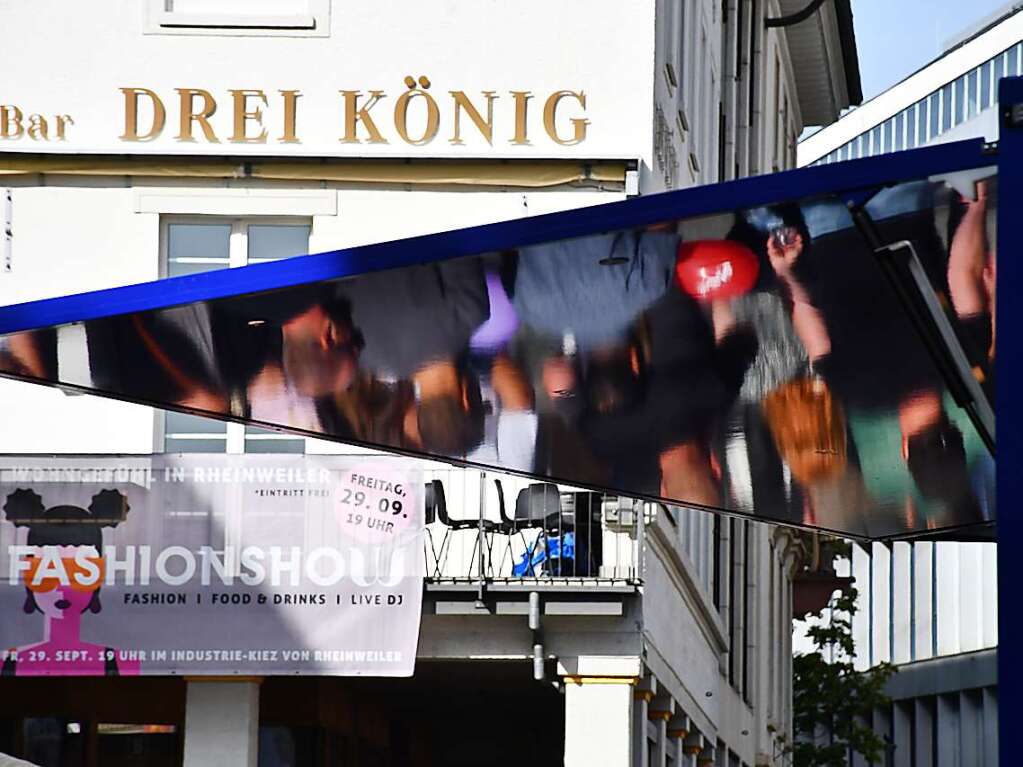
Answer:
xmin=421 ymin=467 xmax=645 ymax=586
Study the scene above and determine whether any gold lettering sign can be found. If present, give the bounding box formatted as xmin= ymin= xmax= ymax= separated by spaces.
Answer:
xmin=119 ymin=88 xmax=165 ymax=141
xmin=278 ymin=90 xmax=301 ymax=144
xmin=543 ymin=90 xmax=589 ymax=146
xmin=229 ymin=89 xmax=269 ymax=143
xmin=175 ymin=88 xmax=219 ymax=143
xmin=0 ymin=104 xmax=75 ymax=142
xmin=104 ymin=80 xmax=591 ymax=147
xmin=0 ymin=81 xmax=594 ymax=148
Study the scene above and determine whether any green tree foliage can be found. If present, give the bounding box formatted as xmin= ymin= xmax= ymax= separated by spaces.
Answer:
xmin=787 ymin=587 xmax=896 ymax=767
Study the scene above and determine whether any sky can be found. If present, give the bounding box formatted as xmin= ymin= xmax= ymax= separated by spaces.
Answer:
xmin=851 ymin=0 xmax=1016 ymax=101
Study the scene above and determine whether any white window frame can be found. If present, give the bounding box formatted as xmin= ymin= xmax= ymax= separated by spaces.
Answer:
xmin=143 ymin=0 xmax=331 ymax=38
xmin=157 ymin=214 xmax=313 ymax=455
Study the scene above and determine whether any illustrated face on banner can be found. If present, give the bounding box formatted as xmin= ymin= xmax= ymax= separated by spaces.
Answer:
xmin=0 ymin=489 xmax=140 ymax=676
xmin=0 ymin=173 xmax=997 ymax=540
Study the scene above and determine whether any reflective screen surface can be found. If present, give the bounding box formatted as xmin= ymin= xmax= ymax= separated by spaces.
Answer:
xmin=0 ymin=172 xmax=997 ymax=540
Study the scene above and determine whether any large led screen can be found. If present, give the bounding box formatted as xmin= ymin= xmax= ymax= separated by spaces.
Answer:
xmin=0 ymin=167 xmax=997 ymax=540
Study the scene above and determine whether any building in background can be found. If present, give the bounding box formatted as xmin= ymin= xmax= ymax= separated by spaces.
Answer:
xmin=794 ymin=6 xmax=1016 ymax=765
xmin=799 ymin=2 xmax=1023 ymax=165
xmin=0 ymin=2 xmax=858 ymax=766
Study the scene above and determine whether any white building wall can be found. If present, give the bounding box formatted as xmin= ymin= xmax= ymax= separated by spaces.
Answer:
xmin=649 ymin=0 xmax=804 ymax=192
xmin=845 ymin=542 xmax=998 ymax=672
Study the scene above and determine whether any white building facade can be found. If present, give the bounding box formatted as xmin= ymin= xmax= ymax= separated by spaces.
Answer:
xmin=0 ymin=2 xmax=857 ymax=766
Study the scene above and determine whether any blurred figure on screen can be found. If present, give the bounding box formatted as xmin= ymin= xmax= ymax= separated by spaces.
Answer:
xmin=947 ymin=179 xmax=996 ymax=387
xmin=757 ymin=186 xmax=985 ymax=526
xmin=513 ymin=228 xmax=678 ymax=352
xmin=578 ymin=289 xmax=757 ymax=508
xmin=334 ymin=257 xmax=491 ymax=456
xmin=193 ymin=285 xmax=363 ymax=437
xmin=761 ymin=377 xmax=847 ymax=488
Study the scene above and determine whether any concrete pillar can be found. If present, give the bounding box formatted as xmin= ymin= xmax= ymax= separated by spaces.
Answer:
xmin=564 ymin=678 xmax=635 ymax=767
xmin=183 ymin=679 xmax=260 ymax=767
xmin=633 ymin=676 xmax=655 ymax=767
xmin=667 ymin=715 xmax=691 ymax=767
xmin=648 ymin=692 xmax=675 ymax=767
xmin=683 ymin=733 xmax=705 ymax=767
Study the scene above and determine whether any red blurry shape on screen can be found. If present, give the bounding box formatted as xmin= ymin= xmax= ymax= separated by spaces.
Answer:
xmin=675 ymin=240 xmax=759 ymax=300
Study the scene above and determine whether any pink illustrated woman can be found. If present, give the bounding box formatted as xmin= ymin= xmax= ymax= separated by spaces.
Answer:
xmin=2 ymin=488 xmax=141 ymax=676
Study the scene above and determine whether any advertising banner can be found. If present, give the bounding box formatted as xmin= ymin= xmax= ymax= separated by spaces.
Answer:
xmin=0 ymin=455 xmax=424 ymax=677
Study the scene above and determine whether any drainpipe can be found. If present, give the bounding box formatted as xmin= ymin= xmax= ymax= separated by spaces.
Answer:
xmin=765 ymin=0 xmax=829 ymax=27
xmin=529 ymin=591 xmax=545 ymax=681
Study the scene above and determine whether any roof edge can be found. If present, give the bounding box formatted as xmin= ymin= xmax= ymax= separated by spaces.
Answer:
xmin=834 ymin=0 xmax=863 ymax=106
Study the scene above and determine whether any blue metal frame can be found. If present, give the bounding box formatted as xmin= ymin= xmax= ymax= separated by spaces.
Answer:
xmin=0 ymin=136 xmax=992 ymax=335
xmin=996 ymin=76 xmax=1021 ymax=767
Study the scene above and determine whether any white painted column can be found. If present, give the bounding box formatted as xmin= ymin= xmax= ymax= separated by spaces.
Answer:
xmin=183 ymin=679 xmax=260 ymax=767
xmin=667 ymin=715 xmax=691 ymax=767
xmin=683 ymin=733 xmax=705 ymax=767
xmin=957 ymin=543 xmax=983 ymax=652
xmin=891 ymin=542 xmax=912 ymax=664
xmin=632 ymin=677 xmax=654 ymax=767
xmin=648 ymin=693 xmax=674 ymax=767
xmin=564 ymin=678 xmax=634 ymax=767
xmin=934 ymin=542 xmax=962 ymax=656
xmin=870 ymin=543 xmax=892 ymax=664
xmin=911 ymin=542 xmax=934 ymax=661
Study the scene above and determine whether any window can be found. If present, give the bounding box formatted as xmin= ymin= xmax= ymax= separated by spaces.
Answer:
xmin=712 ymin=515 xmax=723 ymax=609
xmin=869 ymin=125 xmax=881 ymax=156
xmin=981 ymin=60 xmax=993 ymax=111
xmin=906 ymin=105 xmax=917 ymax=150
xmin=144 ymin=0 xmax=331 ymax=37
xmin=162 ymin=218 xmax=312 ymax=454
xmin=735 ymin=0 xmax=744 ymax=82
xmin=916 ymin=99 xmax=928 ymax=146
xmin=728 ymin=518 xmax=738 ymax=686
xmin=661 ymin=0 xmax=680 ymax=93
xmin=1010 ymin=44 xmax=1021 ymax=77
xmin=966 ymin=68 xmax=979 ymax=120
xmin=928 ymin=92 xmax=940 ymax=139
xmin=953 ymin=75 xmax=966 ymax=126
xmin=894 ymin=112 xmax=905 ymax=152
xmin=166 ymin=222 xmax=230 ymax=276
xmin=748 ymin=0 xmax=758 ymax=170
xmin=773 ymin=55 xmax=783 ymax=170
xmin=718 ymin=102 xmax=727 ymax=181
xmin=880 ymin=119 xmax=890 ymax=153
xmin=941 ymin=83 xmax=953 ymax=132
xmin=741 ymin=520 xmax=753 ymax=704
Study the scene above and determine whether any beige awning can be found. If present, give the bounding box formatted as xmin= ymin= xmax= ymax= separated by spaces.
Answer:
xmin=0 ymin=155 xmax=629 ymax=189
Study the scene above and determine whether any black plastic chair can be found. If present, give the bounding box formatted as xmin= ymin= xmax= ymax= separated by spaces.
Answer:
xmin=423 ymin=479 xmax=444 ymax=576
xmin=431 ymin=478 xmax=502 ymax=578
xmin=514 ymin=483 xmax=564 ymax=530
xmin=502 ymin=482 xmax=565 ymax=576
xmin=493 ymin=478 xmax=527 ymax=573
